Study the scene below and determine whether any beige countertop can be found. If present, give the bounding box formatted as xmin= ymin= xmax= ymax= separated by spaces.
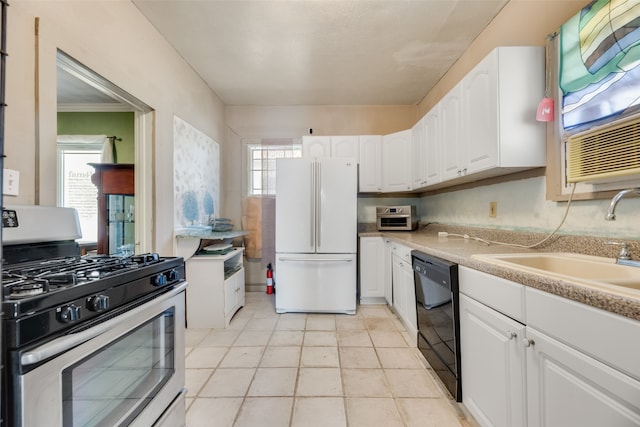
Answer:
xmin=360 ymin=226 xmax=640 ymax=321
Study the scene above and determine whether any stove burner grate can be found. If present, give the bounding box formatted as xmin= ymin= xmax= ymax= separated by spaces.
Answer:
xmin=2 ymin=253 xmax=168 ymax=299
xmin=6 ymin=278 xmax=49 ymax=298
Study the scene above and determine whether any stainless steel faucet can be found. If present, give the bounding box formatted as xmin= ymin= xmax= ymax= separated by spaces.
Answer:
xmin=605 ymin=188 xmax=640 ymax=220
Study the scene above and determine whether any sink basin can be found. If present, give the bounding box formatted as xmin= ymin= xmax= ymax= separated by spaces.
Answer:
xmin=471 ymin=252 xmax=640 ymax=296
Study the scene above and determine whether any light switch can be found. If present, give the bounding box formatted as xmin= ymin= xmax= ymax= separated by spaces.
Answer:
xmin=3 ymin=169 xmax=20 ymax=196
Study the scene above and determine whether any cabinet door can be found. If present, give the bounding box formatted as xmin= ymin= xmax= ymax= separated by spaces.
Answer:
xmin=224 ymin=274 xmax=237 ymax=317
xmin=392 ymin=254 xmax=406 ymax=317
xmin=235 ymin=267 xmax=245 ymax=310
xmin=392 ymin=251 xmax=416 ymax=337
xmin=331 ymin=136 xmax=359 ymax=160
xmin=359 ymin=237 xmax=385 ymax=302
xmin=383 ymin=239 xmax=393 ymax=306
xmin=440 ymin=83 xmax=464 ymax=181
xmin=302 ymin=136 xmax=331 ymax=158
xmin=382 ymin=129 xmax=412 ymax=192
xmin=526 ymin=327 xmax=640 ymax=427
xmin=411 ymin=117 xmax=427 ymax=189
xmin=463 ymin=50 xmax=498 ymax=174
xmin=400 ymin=261 xmax=417 ymax=337
xmin=460 ymin=294 xmax=527 ymax=427
xmin=358 ymin=135 xmax=382 ymax=192
xmin=424 ymin=105 xmax=441 ymax=185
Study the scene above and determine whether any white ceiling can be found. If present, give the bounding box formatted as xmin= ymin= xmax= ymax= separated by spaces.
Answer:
xmin=130 ymin=0 xmax=509 ymax=106
xmin=57 ymin=67 xmax=119 ymax=104
xmin=56 ymin=1 xmax=509 ymax=107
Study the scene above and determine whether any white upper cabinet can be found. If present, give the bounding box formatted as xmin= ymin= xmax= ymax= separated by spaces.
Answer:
xmin=420 ymin=46 xmax=546 ymax=190
xmin=462 ymin=46 xmax=546 ymax=175
xmin=302 ymin=136 xmax=331 ymax=158
xmin=463 ymin=51 xmax=498 ymax=174
xmin=330 ymin=136 xmax=359 ymax=160
xmin=358 ymin=135 xmax=383 ymax=192
xmin=424 ymin=104 xmax=441 ymax=185
xmin=382 ymin=129 xmax=412 ymax=192
xmin=440 ymin=82 xmax=464 ymax=181
xmin=411 ymin=116 xmax=427 ymax=189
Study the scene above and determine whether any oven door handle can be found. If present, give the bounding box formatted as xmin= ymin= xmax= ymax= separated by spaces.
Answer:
xmin=20 ymin=281 xmax=188 ymax=366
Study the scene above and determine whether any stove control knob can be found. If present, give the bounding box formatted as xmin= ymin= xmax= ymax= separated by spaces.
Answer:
xmin=168 ymin=269 xmax=179 ymax=281
xmin=59 ymin=305 xmax=81 ymax=323
xmin=88 ymin=295 xmax=110 ymax=312
xmin=153 ymin=274 xmax=168 ymax=287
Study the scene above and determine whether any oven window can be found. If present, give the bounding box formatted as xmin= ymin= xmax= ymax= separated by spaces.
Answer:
xmin=380 ymin=217 xmax=408 ymax=226
xmin=62 ymin=308 xmax=175 ymax=427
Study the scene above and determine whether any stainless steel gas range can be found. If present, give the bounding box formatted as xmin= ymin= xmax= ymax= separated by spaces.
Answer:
xmin=1 ymin=205 xmax=187 ymax=427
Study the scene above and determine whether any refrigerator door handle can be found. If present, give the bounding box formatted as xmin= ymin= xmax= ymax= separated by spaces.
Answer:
xmin=310 ymin=161 xmax=315 ymax=248
xmin=316 ymin=161 xmax=321 ymax=248
xmin=278 ymin=257 xmax=353 ymax=262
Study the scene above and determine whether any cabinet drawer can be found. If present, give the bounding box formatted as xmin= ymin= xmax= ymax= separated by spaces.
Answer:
xmin=526 ymin=287 xmax=640 ymax=381
xmin=459 ymin=266 xmax=525 ymax=322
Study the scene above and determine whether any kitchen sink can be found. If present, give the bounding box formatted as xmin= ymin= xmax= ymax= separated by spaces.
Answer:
xmin=471 ymin=252 xmax=640 ymax=296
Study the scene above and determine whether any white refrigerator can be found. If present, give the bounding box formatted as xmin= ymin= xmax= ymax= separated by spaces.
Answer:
xmin=275 ymin=157 xmax=357 ymax=314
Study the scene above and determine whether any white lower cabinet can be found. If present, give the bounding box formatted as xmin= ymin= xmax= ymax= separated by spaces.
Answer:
xmin=185 ymin=248 xmax=245 ymax=329
xmin=460 ymin=266 xmax=640 ymax=427
xmin=525 ymin=287 xmax=640 ymax=427
xmin=359 ymin=236 xmax=387 ymax=304
xmin=224 ymin=267 xmax=245 ymax=323
xmin=460 ymin=294 xmax=527 ymax=427
xmin=389 ymin=242 xmax=417 ymax=341
xmin=383 ymin=239 xmax=393 ymax=306
xmin=526 ymin=326 xmax=640 ymax=427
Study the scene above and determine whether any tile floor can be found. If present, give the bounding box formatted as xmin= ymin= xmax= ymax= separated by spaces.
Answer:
xmin=184 ymin=292 xmax=478 ymax=427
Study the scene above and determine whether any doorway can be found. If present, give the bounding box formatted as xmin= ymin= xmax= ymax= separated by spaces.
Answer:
xmin=56 ymin=50 xmax=154 ymax=253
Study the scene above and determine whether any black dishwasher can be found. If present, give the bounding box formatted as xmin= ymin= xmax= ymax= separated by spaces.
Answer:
xmin=412 ymin=250 xmax=461 ymax=401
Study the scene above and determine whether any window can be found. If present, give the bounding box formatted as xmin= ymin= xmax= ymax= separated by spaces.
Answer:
xmin=546 ymin=2 xmax=640 ymax=201
xmin=57 ymin=137 xmax=104 ymax=242
xmin=247 ymin=143 xmax=301 ymax=195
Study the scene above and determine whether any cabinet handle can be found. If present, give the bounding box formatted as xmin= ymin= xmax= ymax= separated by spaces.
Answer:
xmin=507 ymin=331 xmax=517 ymax=340
xmin=522 ymin=338 xmax=535 ymax=347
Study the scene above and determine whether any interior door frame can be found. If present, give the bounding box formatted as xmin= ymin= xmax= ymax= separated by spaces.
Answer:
xmin=56 ymin=51 xmax=154 ymax=253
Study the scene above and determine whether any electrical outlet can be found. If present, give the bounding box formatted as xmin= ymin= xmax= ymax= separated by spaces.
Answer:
xmin=489 ymin=201 xmax=497 ymax=218
xmin=3 ymin=169 xmax=19 ymax=196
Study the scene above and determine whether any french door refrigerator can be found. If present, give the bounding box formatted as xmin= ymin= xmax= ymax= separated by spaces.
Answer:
xmin=275 ymin=157 xmax=357 ymax=314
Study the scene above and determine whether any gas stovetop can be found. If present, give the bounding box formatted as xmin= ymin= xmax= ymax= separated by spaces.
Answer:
xmin=3 ymin=253 xmax=167 ymax=300
xmin=2 ymin=253 xmax=186 ymax=349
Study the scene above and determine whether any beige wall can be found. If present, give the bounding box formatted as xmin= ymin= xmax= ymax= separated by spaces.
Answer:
xmin=6 ymin=1 xmax=225 ymax=255
xmin=417 ymin=0 xmax=592 ymax=118
xmin=223 ymin=105 xmax=417 ymax=222
xmin=225 ymin=105 xmax=417 ymax=139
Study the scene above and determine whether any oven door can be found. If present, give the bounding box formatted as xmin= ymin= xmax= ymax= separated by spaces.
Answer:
xmin=16 ymin=282 xmax=186 ymax=427
xmin=377 ymin=215 xmax=411 ymax=230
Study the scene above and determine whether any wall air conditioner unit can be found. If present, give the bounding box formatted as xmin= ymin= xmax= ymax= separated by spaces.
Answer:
xmin=558 ymin=0 xmax=640 ymax=189
xmin=566 ymin=115 xmax=640 ymax=185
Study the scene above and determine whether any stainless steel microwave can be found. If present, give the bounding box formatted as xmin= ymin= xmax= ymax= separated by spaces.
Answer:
xmin=376 ymin=205 xmax=417 ymax=231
